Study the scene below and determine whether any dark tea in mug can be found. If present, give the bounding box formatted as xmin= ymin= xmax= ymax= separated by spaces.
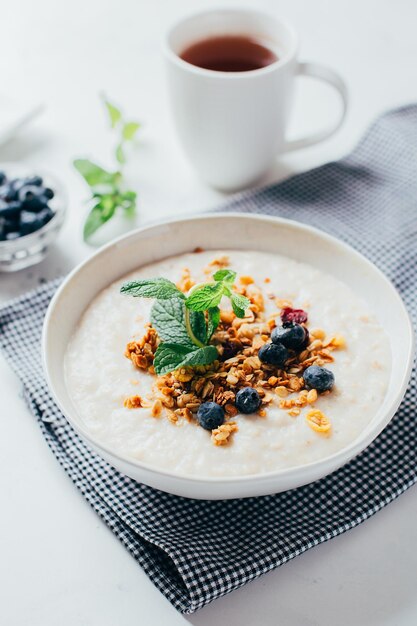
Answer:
xmin=180 ymin=35 xmax=278 ymax=72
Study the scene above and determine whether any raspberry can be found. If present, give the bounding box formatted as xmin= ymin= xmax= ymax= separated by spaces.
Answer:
xmin=281 ymin=307 xmax=308 ymax=324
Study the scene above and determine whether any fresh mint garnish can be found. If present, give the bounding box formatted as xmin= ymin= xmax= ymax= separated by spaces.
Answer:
xmin=152 ymin=343 xmax=192 ymax=374
xmin=213 ymin=269 xmax=236 ymax=283
xmin=73 ymin=97 xmax=140 ymax=243
xmin=185 ymin=282 xmax=224 ymax=311
xmin=121 ymin=270 xmax=251 ymax=375
xmin=185 ymin=270 xmax=249 ymax=313
xmin=153 ymin=343 xmax=219 ymax=376
xmin=230 ymin=292 xmax=250 ymax=318
xmin=207 ymin=306 xmax=220 ymax=340
xmin=189 ymin=310 xmax=208 ymax=345
xmin=150 ymin=298 xmax=192 ymax=345
xmin=121 ymin=277 xmax=184 ymax=300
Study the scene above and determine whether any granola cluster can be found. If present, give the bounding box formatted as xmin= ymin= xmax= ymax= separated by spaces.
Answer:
xmin=125 ymin=326 xmax=158 ymax=372
xmin=123 ymin=258 xmax=345 ymax=445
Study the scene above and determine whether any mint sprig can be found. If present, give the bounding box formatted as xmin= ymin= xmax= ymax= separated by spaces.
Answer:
xmin=185 ymin=282 xmax=224 ymax=311
xmin=74 ymin=98 xmax=140 ymax=243
xmin=230 ymin=292 xmax=250 ymax=318
xmin=153 ymin=343 xmax=219 ymax=376
xmin=104 ymin=98 xmax=140 ymax=165
xmin=150 ymin=298 xmax=191 ymax=345
xmin=121 ymin=270 xmax=250 ymax=375
xmin=207 ymin=306 xmax=220 ymax=340
xmin=121 ymin=277 xmax=184 ymax=300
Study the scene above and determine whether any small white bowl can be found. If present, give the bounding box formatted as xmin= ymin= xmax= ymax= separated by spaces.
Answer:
xmin=42 ymin=214 xmax=414 ymax=499
xmin=0 ymin=166 xmax=66 ymax=272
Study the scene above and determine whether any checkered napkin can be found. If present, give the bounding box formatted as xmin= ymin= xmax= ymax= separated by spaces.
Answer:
xmin=1 ymin=104 xmax=417 ymax=614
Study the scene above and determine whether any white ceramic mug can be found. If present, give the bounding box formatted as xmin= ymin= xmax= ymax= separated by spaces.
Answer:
xmin=165 ymin=9 xmax=348 ymax=191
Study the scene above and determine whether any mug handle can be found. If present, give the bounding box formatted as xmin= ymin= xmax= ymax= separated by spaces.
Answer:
xmin=284 ymin=62 xmax=348 ymax=152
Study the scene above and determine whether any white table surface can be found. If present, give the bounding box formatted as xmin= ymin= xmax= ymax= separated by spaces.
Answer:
xmin=1 ymin=0 xmax=417 ymax=624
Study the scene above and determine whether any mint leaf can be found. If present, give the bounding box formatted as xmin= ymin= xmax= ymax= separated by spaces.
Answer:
xmin=153 ymin=343 xmax=218 ymax=375
xmin=207 ymin=306 xmax=220 ymax=339
xmin=123 ymin=200 xmax=136 ymax=218
xmin=74 ymin=159 xmax=118 ymax=187
xmin=190 ymin=310 xmax=207 ymax=345
xmin=121 ymin=190 xmax=136 ymax=201
xmin=99 ymin=193 xmax=117 ymax=218
xmin=182 ymin=345 xmax=218 ymax=367
xmin=185 ymin=282 xmax=224 ymax=311
xmin=151 ymin=299 xmax=192 ymax=346
xmin=153 ymin=343 xmax=192 ymax=375
xmin=74 ymin=97 xmax=140 ymax=244
xmin=83 ymin=199 xmax=116 ymax=240
xmin=115 ymin=143 xmax=125 ymax=164
xmin=213 ymin=269 xmax=236 ymax=284
xmin=121 ymin=278 xmax=185 ymax=300
xmin=91 ymin=183 xmax=118 ymax=196
xmin=122 ymin=121 xmax=140 ymax=141
xmin=104 ymin=100 xmax=122 ymax=128
xmin=118 ymin=190 xmax=137 ymax=217
xmin=231 ymin=292 xmax=250 ymax=318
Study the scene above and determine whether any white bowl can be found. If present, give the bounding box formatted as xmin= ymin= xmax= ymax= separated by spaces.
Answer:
xmin=42 ymin=214 xmax=414 ymax=499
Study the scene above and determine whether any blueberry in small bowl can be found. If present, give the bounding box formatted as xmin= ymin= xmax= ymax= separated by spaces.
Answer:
xmin=0 ymin=166 xmax=66 ymax=272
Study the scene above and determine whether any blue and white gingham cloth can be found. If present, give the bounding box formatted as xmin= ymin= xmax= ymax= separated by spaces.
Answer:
xmin=0 ymin=104 xmax=416 ymax=613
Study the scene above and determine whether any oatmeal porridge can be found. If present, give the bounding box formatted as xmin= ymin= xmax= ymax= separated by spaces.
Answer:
xmin=64 ymin=250 xmax=390 ymax=478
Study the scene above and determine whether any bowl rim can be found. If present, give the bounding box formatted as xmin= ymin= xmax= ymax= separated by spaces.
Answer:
xmin=42 ymin=212 xmax=415 ymax=486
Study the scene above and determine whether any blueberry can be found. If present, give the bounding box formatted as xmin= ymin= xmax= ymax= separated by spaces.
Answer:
xmin=43 ymin=187 xmax=54 ymax=200
xmin=20 ymin=210 xmax=41 ymax=235
xmin=19 ymin=185 xmax=48 ymax=212
xmin=235 ymin=387 xmax=261 ymax=414
xmin=4 ymin=216 xmax=20 ymax=233
xmin=37 ymin=207 xmax=54 ymax=226
xmin=197 ymin=402 xmax=225 ymax=430
xmin=7 ymin=178 xmax=27 ymax=200
xmin=25 ymin=176 xmax=43 ymax=187
xmin=303 ymin=365 xmax=335 ymax=392
xmin=258 ymin=342 xmax=289 ymax=367
xmin=6 ymin=231 xmax=20 ymax=240
xmin=1 ymin=183 xmax=17 ymax=201
xmin=271 ymin=322 xmax=308 ymax=351
xmin=0 ymin=201 xmax=22 ymax=220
